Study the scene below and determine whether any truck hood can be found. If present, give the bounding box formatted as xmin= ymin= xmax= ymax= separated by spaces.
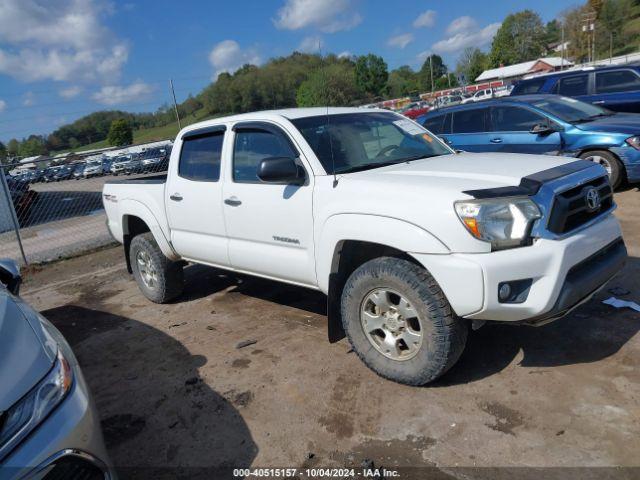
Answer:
xmin=0 ymin=291 xmax=54 ymax=411
xmin=574 ymin=112 xmax=640 ymax=136
xmin=343 ymin=152 xmax=575 ymax=191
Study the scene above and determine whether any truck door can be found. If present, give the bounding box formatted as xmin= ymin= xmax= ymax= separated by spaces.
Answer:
xmin=222 ymin=122 xmax=316 ymax=287
xmin=166 ymin=125 xmax=230 ymax=266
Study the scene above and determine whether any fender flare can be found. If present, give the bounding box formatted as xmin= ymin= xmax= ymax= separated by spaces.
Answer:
xmin=316 ymin=213 xmax=449 ymax=293
xmin=120 ymin=199 xmax=179 ymax=261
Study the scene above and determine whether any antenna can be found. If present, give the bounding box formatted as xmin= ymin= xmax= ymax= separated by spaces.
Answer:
xmin=318 ymin=39 xmax=338 ymax=187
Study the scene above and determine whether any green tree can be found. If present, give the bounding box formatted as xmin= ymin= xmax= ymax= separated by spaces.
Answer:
xmin=419 ymin=54 xmax=447 ymax=92
xmin=296 ymin=63 xmax=361 ymax=107
xmin=596 ymin=0 xmax=636 ymax=57
xmin=355 ymin=54 xmax=388 ymax=98
xmin=107 ymin=119 xmax=133 ymax=146
xmin=456 ymin=48 xmax=489 ymax=84
xmin=489 ymin=10 xmax=546 ymax=67
xmin=19 ymin=135 xmax=47 ymax=157
xmin=387 ymin=65 xmax=420 ymax=98
xmin=544 ymin=19 xmax=561 ymax=46
xmin=7 ymin=139 xmax=19 ymax=157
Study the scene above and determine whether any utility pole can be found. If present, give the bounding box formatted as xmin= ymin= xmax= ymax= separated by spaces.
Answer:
xmin=429 ymin=55 xmax=434 ymax=93
xmin=581 ymin=10 xmax=597 ymax=64
xmin=610 ymin=32 xmax=613 ymax=64
xmin=169 ymin=79 xmax=182 ymax=131
xmin=560 ymin=25 xmax=565 ymax=70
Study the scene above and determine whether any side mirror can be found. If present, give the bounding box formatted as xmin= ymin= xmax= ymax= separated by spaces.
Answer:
xmin=257 ymin=157 xmax=305 ymax=185
xmin=530 ymin=123 xmax=555 ymax=135
xmin=0 ymin=259 xmax=22 ymax=295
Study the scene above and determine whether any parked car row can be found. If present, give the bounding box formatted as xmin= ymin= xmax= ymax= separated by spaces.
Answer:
xmin=8 ymin=146 xmax=172 ymax=185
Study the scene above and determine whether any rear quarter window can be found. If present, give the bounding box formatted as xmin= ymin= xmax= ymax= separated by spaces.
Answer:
xmin=512 ymin=78 xmax=547 ymax=95
xmin=422 ymin=115 xmax=445 ymax=134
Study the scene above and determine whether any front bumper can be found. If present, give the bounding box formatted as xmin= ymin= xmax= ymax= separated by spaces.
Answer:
xmin=0 ymin=364 xmax=114 ymax=480
xmin=412 ymin=213 xmax=625 ymax=322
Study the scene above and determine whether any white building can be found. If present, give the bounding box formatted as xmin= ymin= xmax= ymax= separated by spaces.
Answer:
xmin=475 ymin=57 xmax=573 ymax=84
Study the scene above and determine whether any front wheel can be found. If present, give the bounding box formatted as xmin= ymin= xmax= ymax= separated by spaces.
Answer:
xmin=341 ymin=257 xmax=468 ymax=385
xmin=579 ymin=150 xmax=624 ymax=190
xmin=130 ymin=232 xmax=184 ymax=303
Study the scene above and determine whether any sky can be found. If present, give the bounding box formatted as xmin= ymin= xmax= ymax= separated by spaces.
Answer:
xmin=0 ymin=0 xmax=579 ymax=142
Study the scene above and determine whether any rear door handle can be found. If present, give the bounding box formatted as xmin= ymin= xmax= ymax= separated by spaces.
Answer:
xmin=224 ymin=197 xmax=242 ymax=207
xmin=169 ymin=193 xmax=183 ymax=201
xmin=490 ymin=138 xmax=503 ymax=144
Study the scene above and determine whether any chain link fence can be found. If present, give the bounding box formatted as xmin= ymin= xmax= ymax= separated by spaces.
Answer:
xmin=0 ymin=141 xmax=172 ymax=265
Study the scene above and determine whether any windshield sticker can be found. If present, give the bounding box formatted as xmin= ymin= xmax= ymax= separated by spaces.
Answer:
xmin=422 ymin=133 xmax=433 ymax=143
xmin=393 ymin=119 xmax=426 ymax=136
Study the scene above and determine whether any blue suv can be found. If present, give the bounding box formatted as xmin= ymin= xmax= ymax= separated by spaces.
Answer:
xmin=511 ymin=65 xmax=640 ymax=113
xmin=416 ymin=94 xmax=640 ymax=188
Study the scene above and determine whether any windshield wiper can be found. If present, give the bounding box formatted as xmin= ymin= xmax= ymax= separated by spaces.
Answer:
xmin=335 ymin=160 xmax=406 ymax=174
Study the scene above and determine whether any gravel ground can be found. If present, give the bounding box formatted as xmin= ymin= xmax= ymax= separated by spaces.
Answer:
xmin=19 ymin=188 xmax=640 ymax=480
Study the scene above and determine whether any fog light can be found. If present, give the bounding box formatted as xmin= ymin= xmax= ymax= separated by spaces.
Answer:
xmin=498 ymin=279 xmax=533 ymax=304
xmin=498 ymin=283 xmax=512 ymax=301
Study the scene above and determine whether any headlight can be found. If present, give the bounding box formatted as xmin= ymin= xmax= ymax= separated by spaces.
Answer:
xmin=625 ymin=136 xmax=640 ymax=150
xmin=455 ymin=197 xmax=541 ymax=250
xmin=0 ymin=349 xmax=73 ymax=460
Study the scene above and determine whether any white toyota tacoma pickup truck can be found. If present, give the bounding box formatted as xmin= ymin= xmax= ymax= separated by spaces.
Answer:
xmin=103 ymin=107 xmax=627 ymax=385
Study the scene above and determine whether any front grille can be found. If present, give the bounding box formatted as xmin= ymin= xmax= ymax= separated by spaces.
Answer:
xmin=43 ymin=455 xmax=105 ymax=480
xmin=547 ymin=176 xmax=613 ymax=234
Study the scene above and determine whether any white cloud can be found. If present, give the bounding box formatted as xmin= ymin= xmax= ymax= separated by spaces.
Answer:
xmin=0 ymin=0 xmax=129 ymax=82
xmin=274 ymin=0 xmax=361 ymax=33
xmin=388 ymin=33 xmax=414 ymax=49
xmin=92 ymin=81 xmax=153 ymax=105
xmin=59 ymin=85 xmax=83 ymax=99
xmin=446 ymin=16 xmax=477 ymax=35
xmin=413 ymin=10 xmax=436 ymax=28
xmin=338 ymin=50 xmax=352 ymax=59
xmin=22 ymin=92 xmax=35 ymax=106
xmin=208 ymin=40 xmax=260 ymax=77
xmin=0 ymin=100 xmax=6 ymax=113
xmin=430 ymin=22 xmax=500 ymax=54
xmin=298 ymin=36 xmax=322 ymax=53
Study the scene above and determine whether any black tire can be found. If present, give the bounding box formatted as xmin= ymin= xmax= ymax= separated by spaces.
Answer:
xmin=341 ymin=257 xmax=467 ymax=386
xmin=579 ymin=150 xmax=624 ymax=190
xmin=130 ymin=232 xmax=183 ymax=303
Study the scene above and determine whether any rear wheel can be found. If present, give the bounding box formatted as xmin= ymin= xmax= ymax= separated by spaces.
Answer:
xmin=130 ymin=232 xmax=183 ymax=303
xmin=341 ymin=257 xmax=468 ymax=385
xmin=579 ymin=150 xmax=624 ymax=189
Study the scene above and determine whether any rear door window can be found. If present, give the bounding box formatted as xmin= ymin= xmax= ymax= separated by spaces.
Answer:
xmin=179 ymin=131 xmax=224 ymax=182
xmin=491 ymin=106 xmax=546 ymax=132
xmin=558 ymin=74 xmax=589 ymax=96
xmin=451 ymin=108 xmax=487 ymax=134
xmin=595 ymin=69 xmax=640 ymax=94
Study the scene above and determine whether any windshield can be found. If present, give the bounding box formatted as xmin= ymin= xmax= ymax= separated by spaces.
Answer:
xmin=291 ymin=112 xmax=451 ymax=174
xmin=529 ymin=96 xmax=613 ymax=123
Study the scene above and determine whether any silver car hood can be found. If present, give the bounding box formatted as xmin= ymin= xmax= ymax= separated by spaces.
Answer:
xmin=0 ymin=291 xmax=54 ymax=411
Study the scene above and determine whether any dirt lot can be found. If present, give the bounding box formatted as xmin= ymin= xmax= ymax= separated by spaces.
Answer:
xmin=20 ymin=189 xmax=640 ymax=479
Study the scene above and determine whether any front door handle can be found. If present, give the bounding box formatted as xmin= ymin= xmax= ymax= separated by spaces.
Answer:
xmin=224 ymin=197 xmax=242 ymax=207
xmin=490 ymin=138 xmax=503 ymax=144
xmin=169 ymin=193 xmax=183 ymax=201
